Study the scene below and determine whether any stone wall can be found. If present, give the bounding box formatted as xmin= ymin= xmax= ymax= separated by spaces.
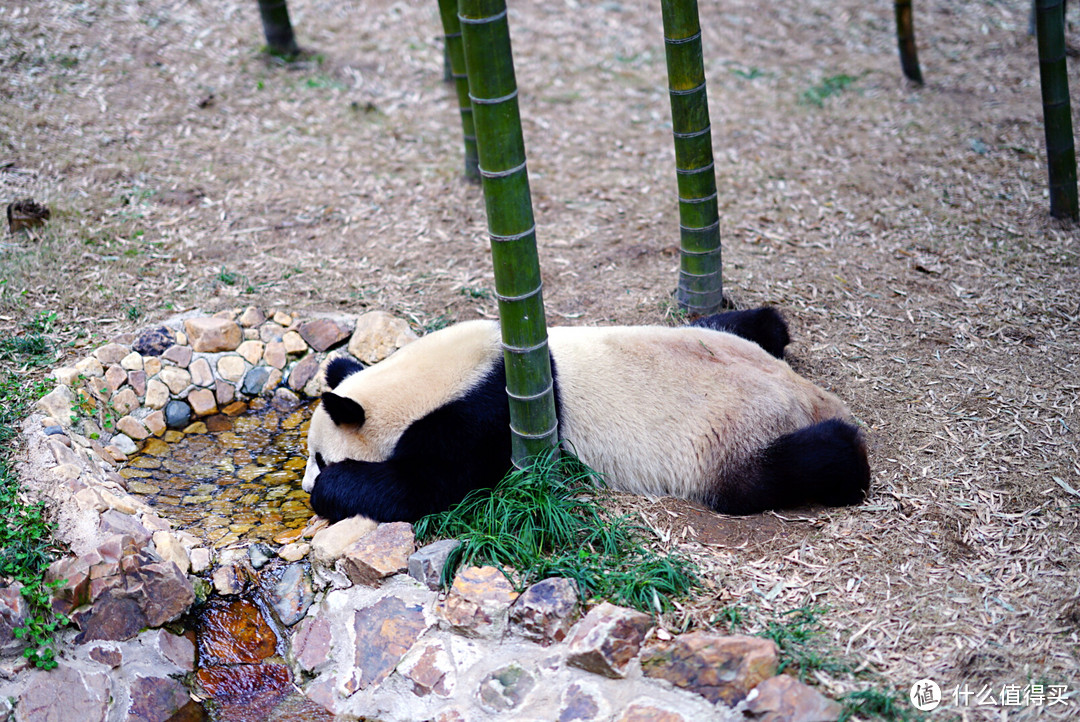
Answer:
xmin=1 ymin=308 xmax=840 ymax=721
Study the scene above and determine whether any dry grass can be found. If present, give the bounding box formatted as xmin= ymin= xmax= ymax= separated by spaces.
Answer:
xmin=2 ymin=0 xmax=1078 ymax=716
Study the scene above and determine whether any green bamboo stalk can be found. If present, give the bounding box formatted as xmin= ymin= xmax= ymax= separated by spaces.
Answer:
xmin=660 ymin=0 xmax=724 ymax=316
xmin=1034 ymin=0 xmax=1079 ymax=221
xmin=458 ymin=0 xmax=559 ymax=466
xmin=894 ymin=0 xmax=924 ymax=85
xmin=438 ymin=0 xmax=480 ymax=181
xmin=256 ymin=0 xmax=300 ymax=58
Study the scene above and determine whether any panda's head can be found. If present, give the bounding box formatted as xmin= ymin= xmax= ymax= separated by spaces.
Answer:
xmin=302 ymin=320 xmax=504 ymax=494
xmin=302 ymin=355 xmax=372 ymax=493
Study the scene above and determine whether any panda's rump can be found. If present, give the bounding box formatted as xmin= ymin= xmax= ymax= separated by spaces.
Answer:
xmin=550 ymin=326 xmax=851 ymax=503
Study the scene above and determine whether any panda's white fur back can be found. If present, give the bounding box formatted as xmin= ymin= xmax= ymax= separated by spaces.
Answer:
xmin=548 ymin=325 xmax=851 ymax=504
xmin=303 ymin=319 xmax=854 ymax=507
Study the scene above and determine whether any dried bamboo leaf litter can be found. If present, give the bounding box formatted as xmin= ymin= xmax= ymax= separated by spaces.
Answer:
xmin=1 ymin=0 xmax=1078 ymax=712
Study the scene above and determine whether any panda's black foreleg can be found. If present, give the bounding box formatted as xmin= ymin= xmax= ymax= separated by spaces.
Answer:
xmin=308 ymin=459 xmax=433 ymax=523
xmin=709 ymin=418 xmax=870 ymax=514
xmin=689 ymin=307 xmax=790 ymax=359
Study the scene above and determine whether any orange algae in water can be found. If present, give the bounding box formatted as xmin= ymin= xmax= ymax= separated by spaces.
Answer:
xmin=121 ymin=402 xmax=315 ymax=547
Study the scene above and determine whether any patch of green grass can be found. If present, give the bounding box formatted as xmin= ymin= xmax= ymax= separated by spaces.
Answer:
xmin=415 ymin=450 xmax=699 ymax=614
xmin=0 ymin=334 xmax=54 ymax=367
xmin=460 ymin=286 xmax=491 ymax=300
xmin=420 ymin=314 xmax=453 ymax=334
xmin=800 ymin=74 xmax=860 ymax=107
xmin=711 ymin=604 xmax=747 ymax=631
xmin=0 ymin=358 xmax=67 ymax=670
xmin=839 ymin=687 xmax=920 ymax=721
xmin=760 ymin=605 xmax=852 ymax=681
xmin=216 ymin=267 xmax=243 ymax=286
xmin=729 ymin=65 xmax=768 ymax=80
xmin=23 ymin=311 xmax=58 ymax=335
xmin=304 ymin=75 xmax=348 ymax=91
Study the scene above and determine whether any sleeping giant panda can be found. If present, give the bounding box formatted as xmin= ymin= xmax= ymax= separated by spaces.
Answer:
xmin=302 ymin=308 xmax=869 ymax=523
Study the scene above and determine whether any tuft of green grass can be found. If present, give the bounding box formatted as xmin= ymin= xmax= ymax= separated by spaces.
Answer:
xmin=840 ymin=687 xmax=921 ymax=722
xmin=414 ymin=450 xmax=699 ymax=614
xmin=216 ymin=267 xmax=242 ymax=286
xmin=760 ymin=605 xmax=852 ymax=682
xmin=800 ymin=74 xmax=859 ymax=107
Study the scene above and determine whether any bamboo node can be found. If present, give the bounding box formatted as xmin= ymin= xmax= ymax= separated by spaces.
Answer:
xmin=502 ymin=338 xmax=549 ymax=354
xmin=505 ymin=381 xmax=554 ymax=402
xmin=679 ymin=220 xmax=721 ymax=233
xmin=510 ymin=422 xmax=560 ymax=441
xmin=673 ymin=125 xmax=711 ymax=140
xmin=678 ymin=192 xmax=719 ymax=205
xmin=678 ymin=268 xmax=724 ymax=280
xmin=675 ymin=162 xmax=716 ymax=176
xmin=488 ymin=225 xmax=536 ymax=243
xmin=479 ymin=159 xmax=527 ymax=179
xmin=470 ymin=89 xmax=518 ymax=106
xmin=669 ymin=81 xmax=707 ymax=96
xmin=664 ymin=31 xmax=702 ymax=45
xmin=495 ymin=282 xmax=544 ymax=303
xmin=457 ymin=8 xmax=508 ymax=25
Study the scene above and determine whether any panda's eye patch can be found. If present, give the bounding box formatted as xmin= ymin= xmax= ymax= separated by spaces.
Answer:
xmin=315 ymin=453 xmax=326 ymax=471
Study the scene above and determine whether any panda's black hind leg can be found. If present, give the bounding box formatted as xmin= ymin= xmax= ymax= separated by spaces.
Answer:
xmin=689 ymin=307 xmax=790 ymax=359
xmin=710 ymin=418 xmax=870 ymax=514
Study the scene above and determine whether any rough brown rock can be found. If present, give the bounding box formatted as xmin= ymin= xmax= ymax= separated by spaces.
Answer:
xmin=94 ymin=343 xmax=130 ymax=366
xmin=339 ymin=521 xmax=415 ymax=586
xmin=157 ymin=366 xmax=192 ymax=395
xmin=399 ymin=640 xmax=455 ymax=698
xmin=188 ymin=357 xmax=214 ymax=386
xmin=743 ymin=674 xmax=843 ymax=722
xmin=126 ymin=674 xmax=191 ymax=722
xmin=15 ymin=663 xmax=110 ymax=722
xmin=0 ymin=583 xmax=28 ymax=655
xmin=187 ymin=388 xmax=218 ymax=417
xmin=509 ymin=576 xmax=580 ymax=647
xmin=104 ymin=364 xmax=128 ymax=392
xmin=115 ymin=415 xmax=150 ymax=441
xmin=477 ymin=663 xmax=536 ymax=714
xmin=161 ymin=344 xmax=192 ymax=368
xmin=348 ymin=311 xmax=418 ymax=364
xmin=299 ymin=318 xmax=350 ymax=352
xmin=287 ymin=353 xmax=320 ymax=392
xmin=640 ymin=632 xmax=778 ymax=705
xmin=310 ymin=516 xmax=378 ymax=565
xmin=435 ymin=565 xmax=519 ymax=638
xmin=291 ymin=614 xmax=333 ymax=674
xmin=565 ymin=602 xmax=653 ymax=679
xmin=184 ymin=317 xmax=243 ymax=353
xmin=353 ymin=596 xmax=428 ymax=689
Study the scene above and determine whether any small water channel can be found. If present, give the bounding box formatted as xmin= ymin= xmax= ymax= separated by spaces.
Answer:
xmin=122 ymin=399 xmax=328 ymax=721
xmin=121 ymin=399 xmax=316 ymax=547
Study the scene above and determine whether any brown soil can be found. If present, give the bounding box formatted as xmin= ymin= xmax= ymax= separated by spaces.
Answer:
xmin=2 ymin=0 xmax=1078 ymax=714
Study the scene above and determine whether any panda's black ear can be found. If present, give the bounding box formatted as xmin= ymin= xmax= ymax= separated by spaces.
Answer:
xmin=325 ymin=356 xmax=365 ymax=390
xmin=320 ymin=391 xmax=366 ymax=427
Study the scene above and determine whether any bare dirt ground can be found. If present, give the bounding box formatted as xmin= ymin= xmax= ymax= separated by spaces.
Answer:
xmin=2 ymin=0 xmax=1078 ymax=716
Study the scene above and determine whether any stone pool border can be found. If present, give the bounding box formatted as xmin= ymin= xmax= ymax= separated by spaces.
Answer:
xmin=3 ymin=307 xmax=842 ymax=721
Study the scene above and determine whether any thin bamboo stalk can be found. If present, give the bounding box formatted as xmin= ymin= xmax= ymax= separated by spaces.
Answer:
xmin=1034 ymin=0 xmax=1079 ymax=220
xmin=660 ymin=0 xmax=724 ymax=315
xmin=437 ymin=0 xmax=480 ymax=181
xmin=458 ymin=0 xmax=559 ymax=465
xmin=256 ymin=0 xmax=299 ymax=58
xmin=894 ymin=0 xmax=923 ymax=85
